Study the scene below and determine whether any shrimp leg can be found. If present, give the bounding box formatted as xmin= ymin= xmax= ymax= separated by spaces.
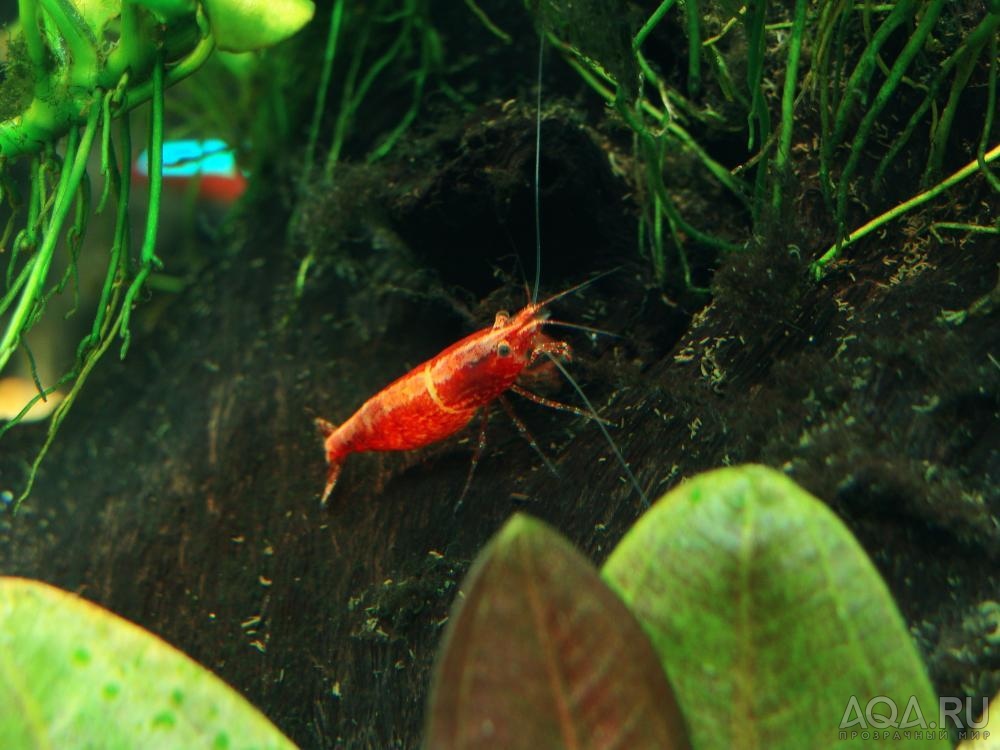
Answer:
xmin=510 ymin=383 xmax=615 ymax=426
xmin=455 ymin=407 xmax=490 ymax=512
xmin=497 ymin=396 xmax=559 ymax=479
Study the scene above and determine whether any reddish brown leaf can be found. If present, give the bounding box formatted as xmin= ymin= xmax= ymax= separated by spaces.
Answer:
xmin=425 ymin=513 xmax=689 ymax=750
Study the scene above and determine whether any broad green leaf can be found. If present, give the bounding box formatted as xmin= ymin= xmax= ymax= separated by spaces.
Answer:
xmin=425 ymin=513 xmax=690 ymax=750
xmin=602 ymin=465 xmax=948 ymax=750
xmin=0 ymin=577 xmax=297 ymax=750
xmin=76 ymin=0 xmax=134 ymax=38
xmin=202 ymin=0 xmax=314 ymax=52
xmin=127 ymin=0 xmax=198 ymax=23
xmin=957 ymin=688 xmax=998 ymax=749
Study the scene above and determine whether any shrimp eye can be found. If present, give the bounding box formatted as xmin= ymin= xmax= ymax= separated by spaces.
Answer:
xmin=497 ymin=341 xmax=512 ymax=357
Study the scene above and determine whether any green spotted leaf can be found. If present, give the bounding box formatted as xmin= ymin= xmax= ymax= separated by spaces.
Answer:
xmin=425 ymin=513 xmax=690 ymax=750
xmin=602 ymin=465 xmax=948 ymax=750
xmin=0 ymin=577 xmax=296 ymax=750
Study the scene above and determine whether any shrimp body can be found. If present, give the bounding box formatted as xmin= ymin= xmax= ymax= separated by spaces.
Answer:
xmin=317 ymin=302 xmax=568 ymax=503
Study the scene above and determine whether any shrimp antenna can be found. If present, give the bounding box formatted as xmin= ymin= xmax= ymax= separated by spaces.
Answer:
xmin=532 ymin=33 xmax=544 ymax=304
xmin=528 ymin=34 xmax=642 ymax=506
xmin=536 ymin=267 xmax=620 ymax=309
xmin=545 ymin=353 xmax=650 ymax=508
xmin=543 ymin=320 xmax=622 ymax=339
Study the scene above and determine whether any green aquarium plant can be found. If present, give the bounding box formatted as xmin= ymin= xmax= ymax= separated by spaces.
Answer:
xmin=604 ymin=465 xmax=950 ymax=750
xmin=294 ymin=0 xmax=447 ymax=293
xmin=423 ymin=514 xmax=691 ymax=749
xmin=0 ymin=0 xmax=313 ymax=507
xmin=527 ymin=1 xmax=1000 ymax=284
xmin=426 ymin=465 xmax=952 ymax=749
xmin=0 ymin=576 xmax=297 ymax=749
xmin=957 ymin=689 xmax=999 ymax=749
xmin=528 ymin=0 xmax=745 ymax=290
xmin=0 ymin=467 xmax=974 ymax=748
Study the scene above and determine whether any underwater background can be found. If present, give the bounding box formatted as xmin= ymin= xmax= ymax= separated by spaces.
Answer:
xmin=0 ymin=0 xmax=998 ymax=747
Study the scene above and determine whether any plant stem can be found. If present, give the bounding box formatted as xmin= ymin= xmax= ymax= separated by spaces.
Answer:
xmin=140 ymin=57 xmax=163 ymax=268
xmin=975 ymin=30 xmax=1000 ymax=193
xmin=119 ymin=55 xmax=164 ymax=358
xmin=303 ymin=0 xmax=346 ymax=188
xmin=744 ymin=0 xmax=770 ymax=220
xmin=634 ymin=0 xmax=679 ymax=50
xmin=0 ymin=99 xmax=99 ymax=374
xmin=463 ymin=0 xmax=510 ymax=43
xmin=37 ymin=0 xmax=98 ymax=85
xmin=829 ymin=0 xmax=914 ymax=148
xmin=683 ymin=0 xmax=701 ymax=97
xmin=771 ymin=0 xmax=808 ymax=217
xmin=834 ymin=0 xmax=945 ymax=238
xmin=18 ymin=0 xmax=46 ymax=70
xmin=13 ymin=278 xmax=127 ymax=510
xmin=820 ymin=0 xmax=915 ymax=197
xmin=923 ymin=11 xmax=996 ymax=183
xmin=811 ymin=142 xmax=1000 ymax=279
xmin=554 ymin=38 xmax=748 ymax=207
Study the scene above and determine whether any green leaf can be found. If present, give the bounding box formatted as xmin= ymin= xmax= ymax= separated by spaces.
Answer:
xmin=126 ymin=0 xmax=198 ymax=24
xmin=425 ymin=513 xmax=690 ymax=750
xmin=202 ymin=0 xmax=315 ymax=52
xmin=76 ymin=0 xmax=139 ymax=38
xmin=957 ymin=687 xmax=997 ymax=749
xmin=602 ymin=465 xmax=949 ymax=750
xmin=0 ymin=577 xmax=297 ymax=750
